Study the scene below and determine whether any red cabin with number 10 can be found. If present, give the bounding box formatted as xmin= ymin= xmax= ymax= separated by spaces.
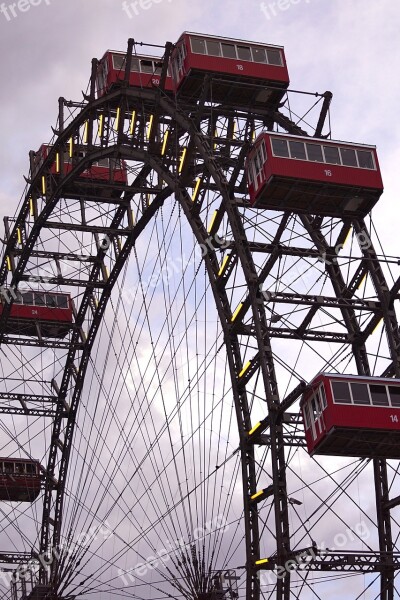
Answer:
xmin=300 ymin=373 xmax=400 ymax=458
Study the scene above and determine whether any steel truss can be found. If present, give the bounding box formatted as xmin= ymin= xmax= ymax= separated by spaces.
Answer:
xmin=0 ymin=38 xmax=399 ymax=600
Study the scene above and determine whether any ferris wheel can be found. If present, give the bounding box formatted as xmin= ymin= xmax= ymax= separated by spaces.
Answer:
xmin=0 ymin=32 xmax=400 ymax=600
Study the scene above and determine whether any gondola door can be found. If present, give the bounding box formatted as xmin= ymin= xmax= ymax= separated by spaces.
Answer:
xmin=310 ymin=389 xmax=325 ymax=441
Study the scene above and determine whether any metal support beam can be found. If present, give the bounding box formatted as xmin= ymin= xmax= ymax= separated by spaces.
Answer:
xmin=314 ymin=91 xmax=333 ymax=137
xmin=277 ymin=381 xmax=307 ymax=417
xmin=0 ymin=552 xmax=33 ymax=564
xmin=258 ymin=550 xmax=400 ymax=572
xmin=385 ymin=495 xmax=400 ymax=510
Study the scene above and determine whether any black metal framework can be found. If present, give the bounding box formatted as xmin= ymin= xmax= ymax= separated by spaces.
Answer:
xmin=0 ymin=37 xmax=399 ymax=600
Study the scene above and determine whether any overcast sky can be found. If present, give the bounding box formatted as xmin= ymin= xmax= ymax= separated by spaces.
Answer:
xmin=0 ymin=0 xmax=399 ymax=248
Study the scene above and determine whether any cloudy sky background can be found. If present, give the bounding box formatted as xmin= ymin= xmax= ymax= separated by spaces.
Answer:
xmin=0 ymin=0 xmax=399 ymax=252
xmin=0 ymin=1 xmax=399 ymax=598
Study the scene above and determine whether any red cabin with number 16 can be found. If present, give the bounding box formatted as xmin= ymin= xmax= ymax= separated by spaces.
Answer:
xmin=246 ymin=132 xmax=383 ymax=217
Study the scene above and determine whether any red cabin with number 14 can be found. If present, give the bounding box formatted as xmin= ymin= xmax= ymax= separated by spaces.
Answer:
xmin=300 ymin=373 xmax=400 ymax=459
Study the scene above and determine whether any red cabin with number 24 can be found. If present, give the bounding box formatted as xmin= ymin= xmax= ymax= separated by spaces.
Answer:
xmin=300 ymin=373 xmax=400 ymax=459
xmin=0 ymin=289 xmax=73 ymax=338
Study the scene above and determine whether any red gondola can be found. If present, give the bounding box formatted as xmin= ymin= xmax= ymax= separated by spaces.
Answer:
xmin=246 ymin=132 xmax=383 ymax=216
xmin=96 ymin=51 xmax=173 ymax=97
xmin=0 ymin=458 xmax=41 ymax=502
xmin=300 ymin=373 xmax=400 ymax=458
xmin=33 ymin=144 xmax=128 ymax=186
xmin=171 ymin=32 xmax=289 ymax=107
xmin=0 ymin=289 xmax=73 ymax=338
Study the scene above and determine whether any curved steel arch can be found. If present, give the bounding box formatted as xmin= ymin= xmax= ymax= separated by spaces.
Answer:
xmin=0 ymin=87 xmax=264 ymax=600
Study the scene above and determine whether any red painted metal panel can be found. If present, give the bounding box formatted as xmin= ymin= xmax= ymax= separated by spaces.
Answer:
xmin=9 ymin=304 xmax=72 ymax=323
xmin=0 ymin=302 xmax=72 ymax=323
xmin=48 ymin=161 xmax=128 ymax=184
xmin=0 ymin=478 xmax=41 ymax=502
xmin=183 ymin=50 xmax=288 ymax=84
xmin=324 ymin=402 xmax=400 ymax=431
